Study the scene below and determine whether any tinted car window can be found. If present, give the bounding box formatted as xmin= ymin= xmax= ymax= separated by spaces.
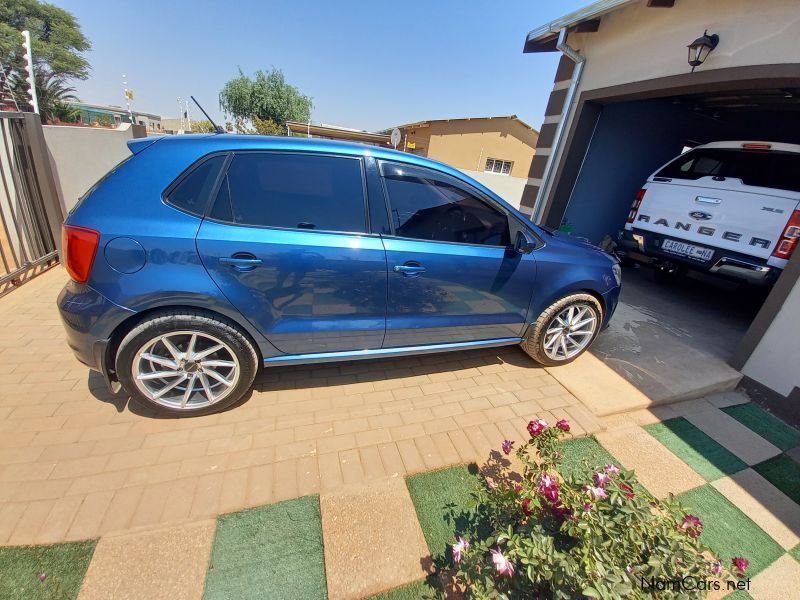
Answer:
xmin=166 ymin=155 xmax=226 ymax=216
xmin=380 ymin=162 xmax=510 ymax=246
xmin=656 ymin=148 xmax=800 ymax=193
xmin=211 ymin=153 xmax=367 ymax=232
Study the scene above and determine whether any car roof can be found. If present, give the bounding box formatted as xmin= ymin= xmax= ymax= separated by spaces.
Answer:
xmin=147 ymin=133 xmax=461 ymax=172
xmin=697 ymin=141 xmax=800 ymax=154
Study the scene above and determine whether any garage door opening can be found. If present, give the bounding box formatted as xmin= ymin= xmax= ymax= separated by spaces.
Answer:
xmin=542 ymin=82 xmax=800 ymax=402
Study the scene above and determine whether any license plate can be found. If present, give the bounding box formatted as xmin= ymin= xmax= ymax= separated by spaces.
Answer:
xmin=661 ymin=239 xmax=714 ymax=261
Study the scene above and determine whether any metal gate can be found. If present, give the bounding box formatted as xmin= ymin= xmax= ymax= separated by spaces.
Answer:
xmin=0 ymin=111 xmax=63 ymax=295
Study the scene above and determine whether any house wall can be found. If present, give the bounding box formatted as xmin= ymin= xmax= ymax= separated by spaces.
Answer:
xmin=521 ymin=0 xmax=800 ymax=216
xmin=43 ymin=123 xmax=144 ymax=213
xmin=743 ymin=272 xmax=800 ymax=398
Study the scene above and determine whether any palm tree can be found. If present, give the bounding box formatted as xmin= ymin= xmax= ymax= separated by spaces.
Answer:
xmin=11 ymin=67 xmax=79 ymax=123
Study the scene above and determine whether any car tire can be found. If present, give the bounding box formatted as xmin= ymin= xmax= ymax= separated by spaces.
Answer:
xmin=520 ymin=293 xmax=603 ymax=367
xmin=116 ymin=310 xmax=259 ymax=416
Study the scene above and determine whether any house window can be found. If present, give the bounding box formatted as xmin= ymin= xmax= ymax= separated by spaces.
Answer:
xmin=485 ymin=158 xmax=513 ymax=175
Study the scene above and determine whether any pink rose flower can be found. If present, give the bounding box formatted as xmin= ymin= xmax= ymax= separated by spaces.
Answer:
xmin=708 ymin=560 xmax=723 ymax=576
xmin=451 ymin=536 xmax=470 ymax=564
xmin=604 ymin=463 xmax=620 ymax=475
xmin=593 ymin=471 xmax=610 ymax=488
xmin=38 ymin=574 xmax=46 ymax=583
xmin=521 ymin=498 xmax=533 ymax=516
xmin=555 ymin=419 xmax=570 ymax=432
xmin=585 ymin=485 xmax=608 ymax=500
xmin=491 ymin=549 xmax=515 ymax=577
xmin=538 ymin=473 xmax=559 ymax=502
xmin=501 ymin=439 xmax=514 ymax=455
xmin=582 ymin=502 xmax=593 ymax=513
xmin=680 ymin=515 xmax=703 ymax=538
xmin=732 ymin=557 xmax=749 ymax=575
xmin=527 ymin=419 xmax=547 ymax=437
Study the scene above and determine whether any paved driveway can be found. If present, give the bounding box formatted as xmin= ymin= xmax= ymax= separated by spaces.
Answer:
xmin=0 ymin=267 xmax=599 ymax=545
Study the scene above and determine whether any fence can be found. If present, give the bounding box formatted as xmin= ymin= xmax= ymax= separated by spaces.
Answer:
xmin=0 ymin=111 xmax=64 ymax=296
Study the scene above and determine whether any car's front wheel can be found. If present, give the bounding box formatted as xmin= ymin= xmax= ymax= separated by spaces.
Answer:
xmin=521 ymin=293 xmax=603 ymax=366
xmin=116 ymin=310 xmax=259 ymax=416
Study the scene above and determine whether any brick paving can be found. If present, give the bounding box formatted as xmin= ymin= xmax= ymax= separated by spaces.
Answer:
xmin=0 ymin=267 xmax=600 ymax=545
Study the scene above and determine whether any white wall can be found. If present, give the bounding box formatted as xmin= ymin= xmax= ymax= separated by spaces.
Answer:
xmin=460 ymin=169 xmax=528 ymax=209
xmin=743 ymin=279 xmax=800 ymax=397
xmin=43 ymin=124 xmax=136 ymax=213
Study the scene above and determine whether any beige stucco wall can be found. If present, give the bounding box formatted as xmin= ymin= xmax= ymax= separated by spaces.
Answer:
xmin=571 ymin=0 xmax=800 ymax=93
xmin=43 ymin=124 xmax=138 ymax=213
xmin=743 ymin=279 xmax=800 ymax=396
xmin=399 ymin=118 xmax=538 ymax=179
xmin=460 ymin=169 xmax=528 ymax=209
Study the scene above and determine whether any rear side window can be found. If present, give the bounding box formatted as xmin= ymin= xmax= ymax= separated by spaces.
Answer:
xmin=165 ymin=155 xmax=227 ymax=216
xmin=210 ymin=153 xmax=367 ymax=233
xmin=656 ymin=148 xmax=800 ymax=193
xmin=380 ymin=161 xmax=510 ymax=246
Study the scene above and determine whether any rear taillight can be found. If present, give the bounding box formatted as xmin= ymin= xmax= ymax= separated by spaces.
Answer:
xmin=772 ymin=210 xmax=800 ymax=260
xmin=627 ymin=188 xmax=646 ymax=224
xmin=742 ymin=143 xmax=772 ymax=150
xmin=62 ymin=225 xmax=100 ymax=283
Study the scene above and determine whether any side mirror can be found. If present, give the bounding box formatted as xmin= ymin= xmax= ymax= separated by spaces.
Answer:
xmin=514 ymin=230 xmax=534 ymax=255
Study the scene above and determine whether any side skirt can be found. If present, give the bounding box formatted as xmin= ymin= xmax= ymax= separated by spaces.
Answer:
xmin=262 ymin=337 xmax=522 ymax=367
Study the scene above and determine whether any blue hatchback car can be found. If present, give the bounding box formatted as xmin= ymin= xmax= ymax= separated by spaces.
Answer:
xmin=58 ymin=135 xmax=620 ymax=415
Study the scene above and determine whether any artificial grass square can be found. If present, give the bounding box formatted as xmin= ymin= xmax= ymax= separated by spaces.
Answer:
xmin=203 ymin=496 xmax=327 ymax=600
xmin=369 ymin=579 xmax=442 ymax=600
xmin=721 ymin=404 xmax=800 ymax=451
xmin=0 ymin=539 xmax=97 ymax=600
xmin=791 ymin=544 xmax=800 ymax=563
xmin=405 ymin=464 xmax=484 ymax=563
xmin=645 ymin=417 xmax=747 ymax=481
xmin=559 ymin=436 xmax=619 ymax=480
xmin=676 ymin=484 xmax=784 ymax=577
xmin=753 ymin=455 xmax=800 ymax=506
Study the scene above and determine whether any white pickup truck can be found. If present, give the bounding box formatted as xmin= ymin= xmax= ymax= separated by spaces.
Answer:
xmin=619 ymin=141 xmax=800 ymax=286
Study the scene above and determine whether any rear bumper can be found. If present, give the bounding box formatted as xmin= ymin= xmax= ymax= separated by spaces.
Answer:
xmin=57 ymin=280 xmax=135 ymax=376
xmin=617 ymin=229 xmax=780 ymax=286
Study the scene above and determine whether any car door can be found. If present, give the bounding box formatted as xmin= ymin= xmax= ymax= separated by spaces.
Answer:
xmin=196 ymin=151 xmax=387 ymax=355
xmin=378 ymin=160 xmax=537 ymax=348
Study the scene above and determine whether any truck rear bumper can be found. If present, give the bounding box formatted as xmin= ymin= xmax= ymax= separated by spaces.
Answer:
xmin=617 ymin=229 xmax=780 ymax=286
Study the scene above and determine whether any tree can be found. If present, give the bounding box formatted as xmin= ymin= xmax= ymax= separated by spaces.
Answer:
xmin=219 ymin=68 xmax=312 ymax=134
xmin=190 ymin=120 xmax=216 ymax=133
xmin=0 ymin=0 xmax=90 ymax=110
xmin=26 ymin=69 xmax=76 ymax=122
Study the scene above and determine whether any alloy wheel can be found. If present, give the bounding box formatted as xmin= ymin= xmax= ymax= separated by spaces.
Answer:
xmin=542 ymin=303 xmax=598 ymax=361
xmin=132 ymin=330 xmax=240 ymax=410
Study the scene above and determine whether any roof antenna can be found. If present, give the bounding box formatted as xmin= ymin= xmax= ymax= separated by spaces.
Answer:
xmin=191 ymin=95 xmax=224 ymax=134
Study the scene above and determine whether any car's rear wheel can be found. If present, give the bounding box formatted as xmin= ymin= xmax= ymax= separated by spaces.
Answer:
xmin=116 ymin=311 xmax=258 ymax=416
xmin=521 ymin=293 xmax=603 ymax=366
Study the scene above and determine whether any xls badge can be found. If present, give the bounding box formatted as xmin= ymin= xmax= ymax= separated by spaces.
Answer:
xmin=688 ymin=211 xmax=712 ymax=221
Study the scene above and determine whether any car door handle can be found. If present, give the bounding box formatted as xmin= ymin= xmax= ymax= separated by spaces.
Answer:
xmin=219 ymin=254 xmax=262 ymax=271
xmin=393 ymin=264 xmax=426 ymax=276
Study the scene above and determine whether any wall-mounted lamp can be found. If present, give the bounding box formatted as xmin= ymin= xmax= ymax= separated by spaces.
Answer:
xmin=687 ymin=30 xmax=719 ymax=72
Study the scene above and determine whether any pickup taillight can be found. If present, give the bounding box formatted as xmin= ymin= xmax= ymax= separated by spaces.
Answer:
xmin=772 ymin=210 xmax=800 ymax=260
xmin=626 ymin=189 xmax=646 ymax=224
xmin=62 ymin=225 xmax=100 ymax=283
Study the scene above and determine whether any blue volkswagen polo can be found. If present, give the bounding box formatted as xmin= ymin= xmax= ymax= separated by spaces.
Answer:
xmin=58 ymin=135 xmax=620 ymax=415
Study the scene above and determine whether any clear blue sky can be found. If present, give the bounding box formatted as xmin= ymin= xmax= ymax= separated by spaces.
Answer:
xmin=52 ymin=0 xmax=586 ymax=132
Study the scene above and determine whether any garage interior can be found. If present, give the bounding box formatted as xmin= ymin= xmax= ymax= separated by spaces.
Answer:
xmin=543 ymin=84 xmax=800 ymax=401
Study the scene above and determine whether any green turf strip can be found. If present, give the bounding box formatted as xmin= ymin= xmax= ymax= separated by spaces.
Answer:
xmin=369 ymin=579 xmax=442 ymax=600
xmin=0 ymin=539 xmax=96 ymax=600
xmin=203 ymin=496 xmax=326 ymax=600
xmin=721 ymin=403 xmax=800 ymax=451
xmin=559 ymin=436 xmax=620 ymax=480
xmin=753 ymin=455 xmax=800 ymax=506
xmin=676 ymin=484 xmax=783 ymax=577
xmin=791 ymin=544 xmax=800 ymax=563
xmin=645 ymin=417 xmax=747 ymax=481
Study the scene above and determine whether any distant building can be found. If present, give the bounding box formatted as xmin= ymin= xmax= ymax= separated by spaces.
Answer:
xmin=69 ymin=102 xmax=163 ymax=133
xmin=391 ymin=116 xmax=539 ymax=209
xmin=286 ymin=121 xmax=392 ymax=146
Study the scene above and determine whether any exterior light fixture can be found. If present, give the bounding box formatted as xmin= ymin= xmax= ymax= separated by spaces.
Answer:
xmin=687 ymin=30 xmax=719 ymax=72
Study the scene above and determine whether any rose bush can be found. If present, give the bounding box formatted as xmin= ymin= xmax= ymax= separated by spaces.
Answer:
xmin=451 ymin=419 xmax=747 ymax=599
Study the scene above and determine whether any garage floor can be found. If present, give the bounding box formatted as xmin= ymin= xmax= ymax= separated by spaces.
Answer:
xmin=591 ymin=264 xmax=766 ymax=403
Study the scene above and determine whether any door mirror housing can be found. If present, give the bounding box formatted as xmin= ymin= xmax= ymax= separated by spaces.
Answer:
xmin=514 ymin=230 xmax=534 ymax=255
